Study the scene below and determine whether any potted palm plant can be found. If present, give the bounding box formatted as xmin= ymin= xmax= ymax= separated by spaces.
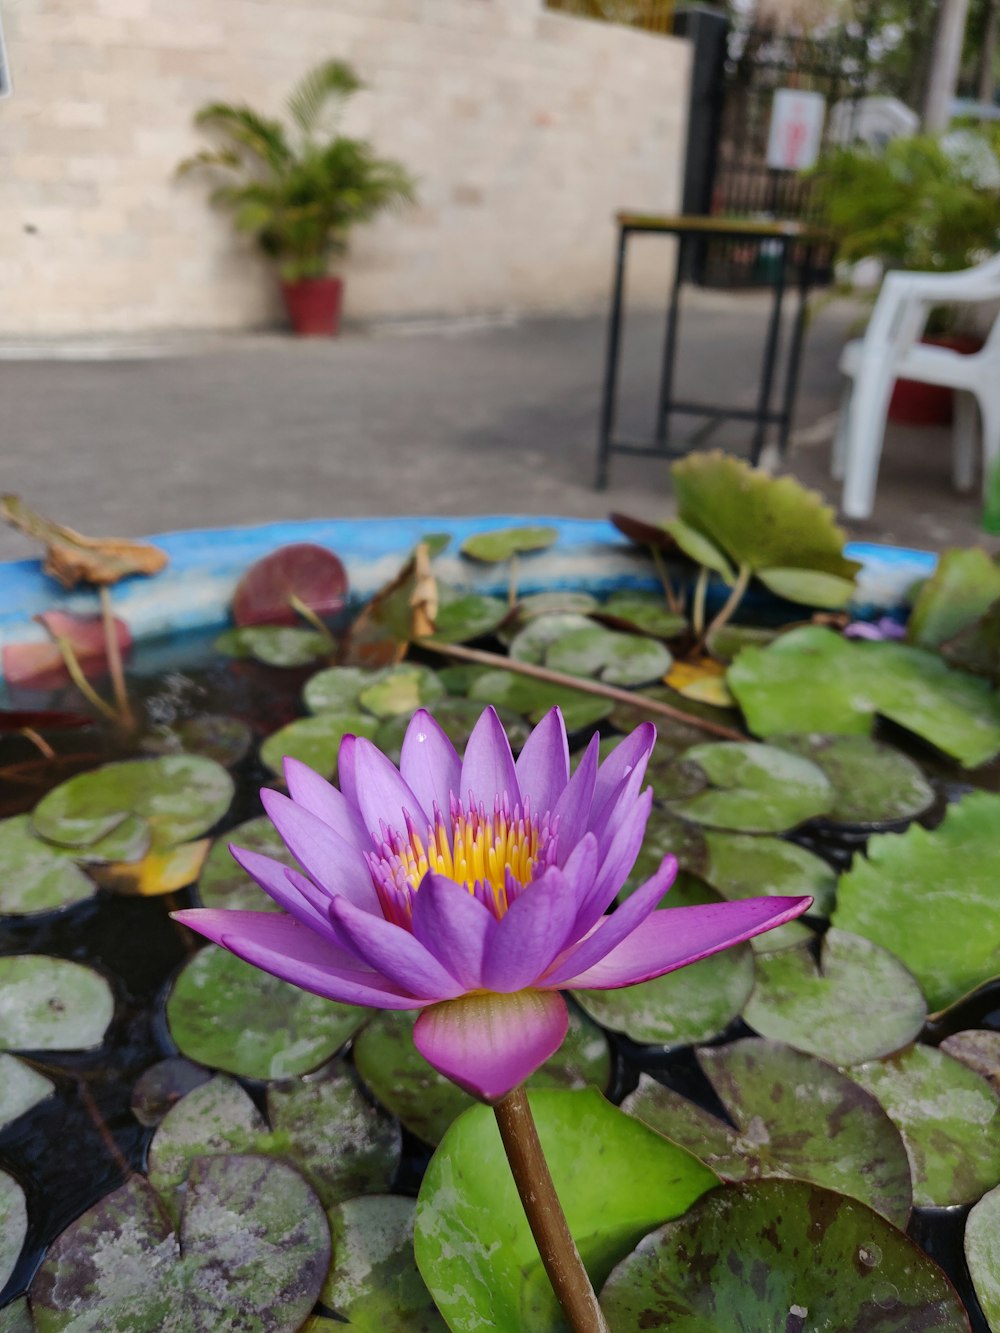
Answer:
xmin=178 ymin=60 xmax=416 ymax=336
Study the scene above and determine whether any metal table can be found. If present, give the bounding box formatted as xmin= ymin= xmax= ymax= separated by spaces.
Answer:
xmin=595 ymin=212 xmax=827 ymax=489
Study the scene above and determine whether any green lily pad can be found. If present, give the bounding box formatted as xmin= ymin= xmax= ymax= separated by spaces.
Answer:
xmin=0 ymin=956 xmax=114 ymax=1051
xmin=353 ymin=1004 xmax=611 ymax=1146
xmin=598 ymin=1178 xmax=970 ymax=1331
xmin=72 ymin=814 xmax=152 ymax=865
xmin=774 ymin=733 xmax=934 ymax=828
xmin=0 ymin=1298 xmax=32 ymax=1331
xmin=705 ymin=622 xmax=778 ymax=663
xmin=33 ymin=755 xmax=234 ymax=850
xmin=834 ymin=791 xmax=1000 ymax=1014
xmin=623 ymin=1039 xmax=913 ymax=1227
xmin=460 ymin=525 xmax=558 ymax=563
xmin=148 ymin=1069 xmax=400 ymax=1215
xmin=666 ymin=741 xmax=833 ymax=833
xmin=139 ymin=713 xmax=253 ymax=768
xmin=303 ymin=666 xmax=377 ymax=714
xmin=515 ymin=591 xmax=600 ymax=621
xmin=0 ymin=815 xmax=96 ymax=917
xmin=0 ymin=1053 xmax=55 ymax=1130
xmin=429 ymin=586 xmax=509 ymax=644
xmin=197 ymin=816 xmax=294 ymax=913
xmin=214 ymin=625 xmax=332 ymax=666
xmin=596 ymin=592 xmax=688 ymax=639
xmin=757 ymin=565 xmax=858 ymax=608
xmin=575 ymin=876 xmax=755 ymax=1047
xmin=260 ymin=710 xmax=381 ymax=779
xmin=662 ymin=515 xmax=737 ymax=582
xmin=851 ymin=1044 xmax=1000 ymax=1208
xmin=414 ymin=1088 xmax=718 ymax=1333
xmin=374 ymin=699 xmax=530 ymax=767
xmin=322 ymin=1196 xmax=446 ymax=1331
xmin=0 ymin=1171 xmax=26 ymax=1293
xmin=728 ymin=625 xmax=1000 ymax=768
xmin=742 ymin=928 xmax=927 ymax=1066
xmin=508 ymin=613 xmax=596 ymax=664
xmin=907 ymin=546 xmax=1000 ymax=650
xmin=30 ymin=1158 xmax=329 ymax=1332
xmin=166 ymin=944 xmax=369 ymax=1080
xmin=941 ymin=1030 xmax=1000 ymax=1095
xmin=941 ymin=594 xmax=1000 ymax=681
xmin=543 ymin=624 xmax=672 ymax=687
xmin=468 ymin=669 xmax=613 ymax=731
xmin=965 ymin=1182 xmax=1000 ymax=1329
xmin=358 ymin=667 xmax=445 ymax=719
xmin=701 ymin=829 xmax=838 ymax=917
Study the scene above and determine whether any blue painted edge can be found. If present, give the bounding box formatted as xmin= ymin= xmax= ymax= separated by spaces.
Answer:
xmin=0 ymin=514 xmax=937 ymax=680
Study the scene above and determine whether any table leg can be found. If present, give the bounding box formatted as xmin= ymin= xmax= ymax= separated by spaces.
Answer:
xmin=655 ymin=233 xmax=686 ymax=446
xmin=750 ymin=235 xmax=789 ymax=466
xmin=595 ymin=226 xmax=629 ymax=490
xmin=777 ymin=243 xmax=813 ymax=458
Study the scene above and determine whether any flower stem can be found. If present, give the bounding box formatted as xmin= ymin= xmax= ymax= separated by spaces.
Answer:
xmin=494 ymin=1086 xmax=610 ymax=1333
xmin=651 ymin=545 xmax=682 ymax=615
xmin=99 ymin=585 xmax=133 ymax=728
xmin=703 ymin=561 xmax=752 ymax=645
xmin=691 ymin=565 xmax=709 ymax=637
xmin=288 ymin=594 xmax=336 ymax=646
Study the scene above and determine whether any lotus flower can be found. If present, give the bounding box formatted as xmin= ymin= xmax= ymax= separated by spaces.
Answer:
xmin=174 ymin=707 xmax=810 ymax=1101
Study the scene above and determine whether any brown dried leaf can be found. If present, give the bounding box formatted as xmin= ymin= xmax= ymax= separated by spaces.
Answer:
xmin=1 ymin=494 xmax=168 ymax=587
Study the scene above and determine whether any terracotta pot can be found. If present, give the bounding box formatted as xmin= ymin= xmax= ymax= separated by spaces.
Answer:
xmin=280 ymin=276 xmax=344 ymax=337
xmin=888 ymin=334 xmax=982 ymax=426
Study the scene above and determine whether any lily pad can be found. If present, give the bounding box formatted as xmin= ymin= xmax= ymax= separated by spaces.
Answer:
xmin=742 ymin=929 xmax=927 ymax=1066
xmin=30 ymin=1158 xmax=329 ymax=1332
xmin=665 ymin=656 xmax=734 ymax=708
xmin=598 ymin=1178 xmax=971 ymax=1331
xmin=130 ymin=1057 xmax=212 ymax=1128
xmin=728 ymin=625 xmax=1000 ymax=768
xmin=214 ymin=625 xmax=332 ymax=667
xmin=0 ymin=955 xmax=114 ymax=1051
xmin=414 ymin=1088 xmax=717 ymax=1333
xmin=965 ymin=1182 xmax=1000 ymax=1329
xmin=515 ymin=591 xmax=600 ymax=621
xmin=595 ymin=592 xmax=688 ymax=639
xmin=260 ymin=711 xmax=380 ymax=779
xmin=940 ymin=1030 xmax=1000 ymax=1095
xmin=197 ymin=816 xmax=294 ymax=913
xmin=941 ymin=594 xmax=1000 ymax=681
xmin=0 ymin=815 xmax=96 ymax=917
xmin=459 ymin=525 xmax=557 ymax=563
xmin=148 ymin=1069 xmax=400 ymax=1215
xmin=508 ymin=613 xmax=596 ymax=664
xmin=353 ymin=1005 xmax=611 ymax=1146
xmin=90 ymin=839 xmax=210 ymax=898
xmin=0 ymin=1053 xmax=55 ymax=1130
xmin=667 ymin=741 xmax=833 ymax=833
xmin=358 ymin=666 xmax=445 ymax=719
xmin=663 ymin=515 xmax=737 ymax=582
xmin=774 ymin=733 xmax=934 ymax=828
xmin=701 ymin=830 xmax=837 ymax=917
xmin=623 ymin=1039 xmax=913 ymax=1227
xmin=303 ymin=666 xmax=378 ymax=714
xmin=542 ymin=624 xmax=672 ymax=687
xmin=33 ymin=755 xmax=234 ymax=850
xmin=322 ymin=1196 xmax=446 ymax=1331
xmin=705 ymin=622 xmax=778 ymax=663
xmin=139 ymin=714 xmax=253 ymax=768
xmin=575 ymin=876 xmax=755 ymax=1047
xmin=907 ymin=546 xmax=1000 ymax=650
xmin=0 ymin=1171 xmax=26 ymax=1293
xmin=232 ymin=541 xmax=347 ymax=627
xmin=429 ymin=586 xmax=509 ymax=644
xmin=166 ymin=944 xmax=368 ymax=1080
xmin=0 ymin=1298 xmax=32 ymax=1331
xmin=468 ymin=669 xmax=613 ymax=731
xmin=834 ymin=791 xmax=1000 ymax=1013
xmin=850 ymin=1044 xmax=1000 ymax=1208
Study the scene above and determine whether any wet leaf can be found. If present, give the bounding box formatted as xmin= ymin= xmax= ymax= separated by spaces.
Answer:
xmin=0 ymin=815 xmax=96 ymax=917
xmin=851 ymin=1045 xmax=1000 ymax=1208
xmin=459 ymin=525 xmax=557 ymax=563
xmin=701 ymin=829 xmax=837 ymax=917
xmin=197 ymin=816 xmax=292 ymax=913
xmin=0 ymin=1053 xmax=55 ymax=1130
xmin=354 ymin=1006 xmax=611 ymax=1146
xmin=414 ymin=1089 xmax=717 ymax=1332
xmin=729 ymin=625 xmax=1000 ymax=768
xmin=662 ymin=516 xmax=737 ymax=582
xmin=232 ymin=541 xmax=347 ymax=627
xmin=542 ymin=624 xmax=672 ymax=687
xmin=940 ymin=1030 xmax=1000 ymax=1095
xmin=705 ymin=622 xmax=778 ymax=663
xmin=322 ymin=1196 xmax=445 ymax=1331
xmin=965 ymin=1182 xmax=1000 ymax=1329
xmin=774 ymin=733 xmax=934 ymax=828
xmin=428 ymin=586 xmax=509 ymax=644
xmin=623 ymin=1038 xmax=913 ymax=1227
xmin=834 ymin=791 xmax=1000 ymax=1013
xmin=508 ymin=613 xmax=596 ymax=664
xmin=90 ymin=839 xmax=210 ymax=897
xmin=138 ymin=714 xmax=252 ymax=768
xmin=0 ymin=955 xmax=114 ymax=1051
xmin=515 ymin=590 xmax=600 ymax=621
xmin=166 ymin=944 xmax=368 ymax=1080
xmin=0 ymin=1298 xmax=31 ymax=1331
xmin=3 ymin=612 xmax=131 ymax=689
xmin=665 ymin=657 xmax=733 ymax=707
xmin=130 ymin=1057 xmax=212 ymax=1128
xmin=0 ymin=1171 xmax=26 ymax=1293
xmin=941 ymin=594 xmax=1000 ymax=681
xmin=743 ymin=929 xmax=927 ymax=1066
xmin=468 ymin=669 xmax=613 ymax=731
xmin=260 ymin=711 xmax=380 ymax=779
xmin=358 ymin=666 xmax=445 ymax=719
xmin=667 ymin=741 xmax=833 ymax=833
xmin=598 ymin=1179 xmax=970 ymax=1331
xmin=595 ymin=592 xmax=687 ymax=639
xmin=0 ymin=494 xmax=167 ymax=587
xmin=214 ymin=625 xmax=331 ymax=667
xmin=30 ymin=1159 xmax=329 ymax=1331
xmin=33 ymin=755 xmax=233 ymax=851
xmin=303 ymin=665 xmax=377 ymax=714
xmin=756 ymin=565 xmax=857 ymax=608
xmin=907 ymin=547 xmax=1000 ymax=650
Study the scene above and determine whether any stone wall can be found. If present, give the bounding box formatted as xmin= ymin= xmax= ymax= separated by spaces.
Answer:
xmin=0 ymin=0 xmax=690 ymax=334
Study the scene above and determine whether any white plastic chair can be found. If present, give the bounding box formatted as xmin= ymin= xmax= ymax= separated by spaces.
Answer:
xmin=832 ymin=252 xmax=1000 ymax=519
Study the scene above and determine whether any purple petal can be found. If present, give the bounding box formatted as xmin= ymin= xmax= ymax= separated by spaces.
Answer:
xmin=337 ymin=733 xmax=359 ymax=808
xmin=560 ymin=895 xmax=813 ymax=989
xmin=573 ymin=787 xmax=654 ymax=936
xmin=460 ymin=706 xmax=520 ymax=806
xmin=481 ymin=866 xmax=581 ymax=992
xmin=410 ymin=872 xmax=496 ymax=990
xmin=352 ymin=736 xmax=430 ymax=840
xmin=228 ymin=845 xmax=331 ymax=936
xmin=589 ymin=730 xmax=656 ymax=853
xmin=551 ymin=733 xmax=599 ymax=862
xmin=172 ymin=908 xmax=422 ymax=1008
xmin=592 ymin=724 xmax=656 ymax=828
xmin=413 ymin=989 xmax=569 ymax=1102
xmin=514 ymin=708 xmax=570 ymax=818
xmin=261 ymin=789 xmax=378 ymax=911
xmin=329 ymin=894 xmax=466 ymax=1001
xmin=542 ymin=850 xmax=677 ymax=987
xmin=399 ymin=710 xmax=462 ymax=818
xmin=283 ymin=757 xmax=370 ymax=850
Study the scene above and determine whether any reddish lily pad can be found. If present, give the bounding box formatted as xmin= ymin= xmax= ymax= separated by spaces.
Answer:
xmin=940 ymin=1030 xmax=1000 ymax=1095
xmin=30 ymin=1158 xmax=329 ymax=1331
xmin=623 ymin=1039 xmax=913 ymax=1227
xmin=3 ymin=611 xmax=131 ymax=688
xmin=598 ymin=1179 xmax=971 ymax=1331
xmin=232 ymin=541 xmax=347 ymax=627
xmin=130 ymin=1057 xmax=212 ymax=1128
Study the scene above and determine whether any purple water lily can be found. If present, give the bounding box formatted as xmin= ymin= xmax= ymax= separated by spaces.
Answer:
xmin=174 ymin=706 xmax=810 ymax=1101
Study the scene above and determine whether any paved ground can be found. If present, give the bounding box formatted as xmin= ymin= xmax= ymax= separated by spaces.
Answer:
xmin=0 ymin=290 xmax=990 ymax=563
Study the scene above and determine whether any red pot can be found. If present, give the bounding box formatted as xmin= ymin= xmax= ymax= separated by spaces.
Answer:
xmin=888 ymin=334 xmax=982 ymax=426
xmin=280 ymin=276 xmax=344 ymax=337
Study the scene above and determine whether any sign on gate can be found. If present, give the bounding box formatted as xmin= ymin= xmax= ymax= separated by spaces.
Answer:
xmin=766 ymin=89 xmax=826 ymax=171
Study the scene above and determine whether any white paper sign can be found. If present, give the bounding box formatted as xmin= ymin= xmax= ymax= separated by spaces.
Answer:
xmin=0 ymin=8 xmax=10 ymax=99
xmin=766 ymin=89 xmax=826 ymax=171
